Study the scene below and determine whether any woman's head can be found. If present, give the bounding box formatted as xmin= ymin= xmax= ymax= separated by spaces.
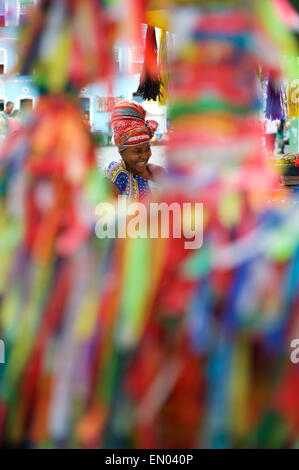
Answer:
xmin=120 ymin=141 xmax=152 ymax=174
xmin=111 ymin=100 xmax=157 ymax=159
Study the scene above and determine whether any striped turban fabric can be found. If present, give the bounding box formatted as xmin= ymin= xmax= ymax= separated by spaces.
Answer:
xmin=111 ymin=100 xmax=158 ymax=152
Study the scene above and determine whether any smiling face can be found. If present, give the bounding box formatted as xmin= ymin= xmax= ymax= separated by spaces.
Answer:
xmin=120 ymin=141 xmax=152 ymax=174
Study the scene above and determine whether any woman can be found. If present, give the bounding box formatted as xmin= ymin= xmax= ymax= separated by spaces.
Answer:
xmin=105 ymin=100 xmax=165 ymax=200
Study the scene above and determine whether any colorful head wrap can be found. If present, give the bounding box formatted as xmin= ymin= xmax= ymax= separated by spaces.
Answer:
xmin=111 ymin=100 xmax=158 ymax=152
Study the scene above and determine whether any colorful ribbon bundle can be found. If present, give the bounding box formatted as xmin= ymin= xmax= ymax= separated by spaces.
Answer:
xmin=17 ymin=0 xmax=115 ymax=93
xmin=265 ymin=76 xmax=285 ymax=120
xmin=0 ymin=0 xmax=112 ymax=447
xmin=136 ymin=24 xmax=163 ymax=101
xmin=100 ymin=0 xmax=299 ymax=449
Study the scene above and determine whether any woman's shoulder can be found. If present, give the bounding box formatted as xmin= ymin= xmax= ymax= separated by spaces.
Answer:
xmin=105 ymin=160 xmax=124 ymax=173
xmin=105 ymin=160 xmax=129 ymax=194
xmin=105 ymin=161 xmax=128 ymax=179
